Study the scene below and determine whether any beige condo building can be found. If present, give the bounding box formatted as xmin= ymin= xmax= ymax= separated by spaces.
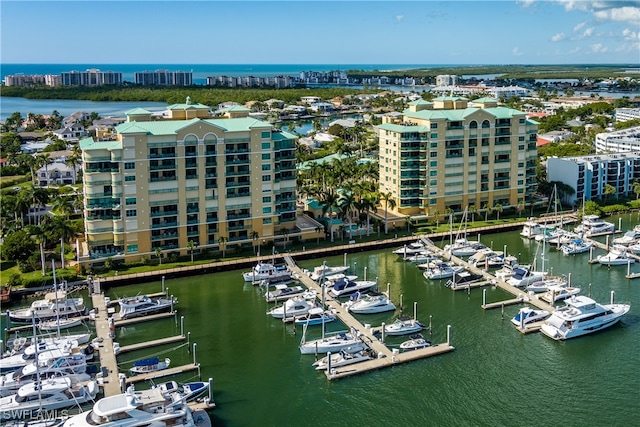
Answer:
xmin=377 ymin=97 xmax=538 ymax=217
xmin=79 ymin=98 xmax=298 ymax=265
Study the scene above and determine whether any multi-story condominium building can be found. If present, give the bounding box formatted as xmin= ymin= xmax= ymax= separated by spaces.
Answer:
xmin=4 ymin=74 xmax=46 ymax=86
xmin=377 ymin=97 xmax=538 ymax=216
xmin=436 ymin=74 xmax=458 ymax=86
xmin=135 ymin=69 xmax=193 ymax=86
xmin=595 ymin=126 xmax=640 ymax=153
xmin=547 ymin=152 xmax=640 ymax=204
xmin=615 ymin=108 xmax=640 ymax=122
xmin=45 ymin=74 xmax=61 ymax=86
xmin=61 ymin=69 xmax=122 ymax=86
xmin=79 ymin=98 xmax=299 ymax=264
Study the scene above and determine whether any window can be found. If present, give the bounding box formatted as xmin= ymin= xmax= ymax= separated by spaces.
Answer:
xmin=469 ymin=121 xmax=478 ymax=129
xmin=124 ymin=162 xmax=135 ymax=170
xmin=430 ymin=151 xmax=438 ymax=158
xmin=125 ymin=209 xmax=137 ymax=217
xmin=430 ymin=161 xmax=437 ymax=167
xmin=125 ymin=175 xmax=136 ymax=182
xmin=261 ymin=142 xmax=271 ymax=149
xmin=262 ymin=175 xmax=271 ymax=182
xmin=263 ymin=218 xmax=272 ymax=224
xmin=481 ymin=120 xmax=490 ymax=128
xmin=518 ymin=136 xmax=525 ymax=141
xmin=262 ymin=207 xmax=272 ymax=214
xmin=262 ymin=164 xmax=271 ymax=171
xmin=430 ymin=170 xmax=437 ymax=176
xmin=519 ymin=145 xmax=525 ymax=150
xmin=262 ymin=153 xmax=271 ymax=160
xmin=125 ymin=197 xmax=136 ymax=205
xmin=126 ymin=244 xmax=138 ymax=253
xmin=430 ymin=123 xmax=438 ymax=129
xmin=263 ymin=196 xmax=271 ymax=203
xmin=431 ymin=133 xmax=438 ymax=139
xmin=430 ymin=142 xmax=437 ymax=148
xmin=261 ymin=131 xmax=271 ymax=139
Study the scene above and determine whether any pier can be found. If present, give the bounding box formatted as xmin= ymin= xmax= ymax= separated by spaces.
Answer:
xmin=283 ymin=255 xmax=455 ymax=381
xmin=91 ymin=292 xmax=122 ymax=397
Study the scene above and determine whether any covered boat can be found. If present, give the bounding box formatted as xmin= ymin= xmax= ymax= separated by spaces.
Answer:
xmin=129 ymin=357 xmax=171 ymax=374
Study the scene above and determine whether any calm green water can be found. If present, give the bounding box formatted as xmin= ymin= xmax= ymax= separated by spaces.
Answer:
xmin=4 ymin=213 xmax=640 ymax=426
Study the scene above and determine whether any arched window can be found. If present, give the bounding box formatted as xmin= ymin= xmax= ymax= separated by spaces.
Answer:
xmin=469 ymin=121 xmax=478 ymax=129
xmin=481 ymin=120 xmax=490 ymax=128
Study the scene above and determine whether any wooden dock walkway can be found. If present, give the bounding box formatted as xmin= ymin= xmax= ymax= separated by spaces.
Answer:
xmin=118 ymin=334 xmax=185 ymax=354
xmin=91 ymin=293 xmax=122 ymax=397
xmin=114 ymin=311 xmax=177 ymax=326
xmin=125 ymin=363 xmax=199 ymax=384
xmin=284 ymin=255 xmax=454 ymax=380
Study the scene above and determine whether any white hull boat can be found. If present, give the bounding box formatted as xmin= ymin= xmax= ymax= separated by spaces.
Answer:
xmin=560 ymin=239 xmax=593 ymax=255
xmin=525 ymin=278 xmax=566 ymax=294
xmin=511 ymin=307 xmax=550 ymax=329
xmin=423 ymin=264 xmax=464 ymax=280
xmin=393 ymin=242 xmax=426 ymax=257
xmin=328 ymin=278 xmax=377 ymax=297
xmin=313 ymin=349 xmax=372 ymax=371
xmin=541 ymin=295 xmax=630 ymax=340
xmin=299 ymin=329 xmax=366 ymax=355
xmin=118 ymin=295 xmax=177 ymax=320
xmin=130 ymin=357 xmax=171 ymax=374
xmin=520 ymin=219 xmax=543 ymax=238
xmin=309 ymin=265 xmax=349 ymax=281
xmin=9 ymin=289 xmax=86 ymax=323
xmin=597 ymin=246 xmax=636 ymax=266
xmin=540 ymin=285 xmax=581 ymax=303
xmin=242 ymin=262 xmax=291 ymax=283
xmin=38 ymin=317 xmax=84 ymax=331
xmin=294 ymin=308 xmax=336 ymax=326
xmin=383 ymin=318 xmax=424 ymax=336
xmin=399 ymin=334 xmax=431 ymax=351
xmin=507 ymin=267 xmax=545 ymax=288
xmin=267 ymin=296 xmax=317 ymax=319
xmin=347 ymin=293 xmax=396 ymax=314
xmin=612 ymin=229 xmax=640 ymax=246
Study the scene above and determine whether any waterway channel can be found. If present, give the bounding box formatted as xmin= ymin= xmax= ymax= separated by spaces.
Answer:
xmin=3 ymin=212 xmax=640 ymax=426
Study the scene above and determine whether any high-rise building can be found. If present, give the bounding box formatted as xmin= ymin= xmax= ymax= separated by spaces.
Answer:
xmin=134 ymin=69 xmax=193 ymax=86
xmin=79 ymin=98 xmax=298 ymax=265
xmin=376 ymin=97 xmax=538 ymax=217
xmin=61 ymin=69 xmax=122 ymax=86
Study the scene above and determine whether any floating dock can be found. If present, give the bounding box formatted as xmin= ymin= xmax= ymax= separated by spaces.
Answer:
xmin=118 ymin=334 xmax=185 ymax=354
xmin=91 ymin=293 xmax=122 ymax=397
xmin=125 ymin=363 xmax=200 ymax=384
xmin=284 ymin=255 xmax=455 ymax=380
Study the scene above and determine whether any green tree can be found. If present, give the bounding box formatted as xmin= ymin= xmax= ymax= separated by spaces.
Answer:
xmin=603 ymin=183 xmax=617 ymax=201
xmin=155 ymin=247 xmax=163 ymax=265
xmin=380 ymin=191 xmax=396 ymax=234
xmin=218 ymin=236 xmax=228 ymax=258
xmin=494 ymin=203 xmax=503 ymax=221
xmin=250 ymin=231 xmax=259 ymax=254
xmin=633 ymin=181 xmax=640 ymax=200
xmin=1 ymin=229 xmax=36 ymax=262
xmin=187 ymin=240 xmax=197 ymax=263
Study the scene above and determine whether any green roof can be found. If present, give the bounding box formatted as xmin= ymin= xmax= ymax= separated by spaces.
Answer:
xmin=223 ymin=105 xmax=251 ymax=112
xmin=433 ymin=96 xmax=468 ymax=101
xmin=404 ymin=105 xmax=526 ymax=121
xmin=115 ymin=117 xmax=272 ymax=136
xmin=408 ymin=99 xmax=433 ymax=105
xmin=483 ymin=106 xmax=526 ymax=119
xmin=125 ymin=107 xmax=152 ymax=115
xmin=79 ymin=136 xmax=121 ymax=151
xmin=272 ymin=130 xmax=298 ymax=140
xmin=473 ymin=97 xmax=498 ymax=103
xmin=167 ymin=102 xmax=210 ymax=111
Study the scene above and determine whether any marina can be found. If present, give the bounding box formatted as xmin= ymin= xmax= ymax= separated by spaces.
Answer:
xmin=1 ymin=212 xmax=639 ymax=425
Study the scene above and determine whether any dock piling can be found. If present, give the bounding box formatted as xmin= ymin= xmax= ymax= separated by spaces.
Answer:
xmin=611 ymin=290 xmax=615 ymax=304
xmin=181 ymin=316 xmax=185 ymax=337
xmin=162 ymin=276 xmax=165 ymax=294
xmin=187 ymin=332 xmax=191 ymax=351
xmin=327 ymin=351 xmax=332 ymax=373
xmin=483 ymin=289 xmax=486 ymax=306
xmin=193 ymin=342 xmax=198 ymax=365
xmin=413 ymin=301 xmax=417 ymax=321
xmin=447 ymin=324 xmax=452 ymax=346
xmin=429 ymin=315 xmax=432 ymax=334
xmin=501 ymin=304 xmax=504 ymax=319
xmin=381 ymin=322 xmax=386 ymax=343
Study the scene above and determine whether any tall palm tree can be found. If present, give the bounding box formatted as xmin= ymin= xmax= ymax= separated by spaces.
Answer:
xmin=187 ymin=240 xmax=197 ymax=263
xmin=155 ymin=247 xmax=163 ymax=265
xmin=280 ymin=228 xmax=289 ymax=249
xmin=314 ymin=225 xmax=324 ymax=244
xmin=250 ymin=231 xmax=259 ymax=254
xmin=65 ymin=148 xmax=82 ymax=184
xmin=52 ymin=195 xmax=75 ymax=219
xmin=380 ymin=192 xmax=396 ymax=234
xmin=494 ymin=204 xmax=503 ymax=221
xmin=218 ymin=236 xmax=228 ymax=258
xmin=27 ymin=224 xmax=47 ymax=275
xmin=319 ymin=190 xmax=341 ymax=243
xmin=468 ymin=205 xmax=477 ymax=223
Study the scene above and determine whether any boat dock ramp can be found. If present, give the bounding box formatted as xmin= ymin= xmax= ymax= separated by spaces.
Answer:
xmin=283 ymin=255 xmax=455 ymax=380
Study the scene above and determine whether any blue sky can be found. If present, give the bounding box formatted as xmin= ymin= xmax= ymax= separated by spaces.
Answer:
xmin=1 ymin=1 xmax=639 ymax=64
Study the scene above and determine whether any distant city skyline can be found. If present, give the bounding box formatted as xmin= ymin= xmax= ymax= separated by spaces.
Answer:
xmin=1 ymin=1 xmax=639 ymax=65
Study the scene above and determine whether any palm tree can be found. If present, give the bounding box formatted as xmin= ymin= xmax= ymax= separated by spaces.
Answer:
xmin=218 ymin=236 xmax=228 ymax=258
xmin=433 ymin=209 xmax=441 ymax=228
xmin=65 ymin=147 xmax=82 ymax=184
xmin=516 ymin=201 xmax=525 ymax=217
xmin=483 ymin=203 xmax=492 ymax=222
xmin=319 ymin=190 xmax=341 ymax=242
xmin=52 ymin=195 xmax=75 ymax=219
xmin=26 ymin=224 xmax=47 ymax=275
xmin=468 ymin=205 xmax=477 ymax=223
xmin=633 ymin=180 xmax=640 ymax=200
xmin=494 ymin=204 xmax=503 ymax=221
xmin=155 ymin=247 xmax=163 ymax=265
xmin=315 ymin=225 xmax=323 ymax=244
xmin=380 ymin=192 xmax=396 ymax=234
xmin=250 ymin=231 xmax=259 ymax=254
xmin=42 ymin=214 xmax=75 ymax=247
xmin=280 ymin=228 xmax=290 ymax=249
xmin=187 ymin=240 xmax=197 ymax=263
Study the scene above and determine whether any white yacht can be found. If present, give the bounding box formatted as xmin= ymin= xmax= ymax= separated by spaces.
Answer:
xmin=541 ymin=295 xmax=630 ymax=340
xmin=308 ymin=264 xmax=349 ymax=281
xmin=574 ymin=214 xmax=615 ymax=237
xmin=347 ymin=293 xmax=396 ymax=314
xmin=525 ymin=277 xmax=567 ymax=294
xmin=507 ymin=267 xmax=545 ymax=288
xmin=399 ymin=334 xmax=431 ymax=351
xmin=0 ymin=339 xmax=79 ymax=373
xmin=299 ymin=328 xmax=366 ymax=355
xmin=392 ymin=241 xmax=426 ymax=257
xmin=560 ymin=239 xmax=594 ymax=255
xmin=494 ymin=255 xmax=527 ymax=280
xmin=313 ymin=349 xmax=372 ymax=371
xmin=510 ymin=307 xmax=550 ymax=329
xmin=520 ymin=218 xmax=543 ymax=239
xmin=597 ymin=245 xmax=636 ymax=266
xmin=423 ymin=263 xmax=464 ymax=280
xmin=118 ymin=295 xmax=177 ymax=320
xmin=540 ymin=285 xmax=581 ymax=304
xmin=444 ymin=238 xmax=485 ymax=257
xmin=612 ymin=229 xmax=640 ymax=246
xmin=62 ymin=381 xmax=210 ymax=427
xmin=241 ymin=262 xmax=291 ymax=283
xmin=383 ymin=317 xmax=424 ymax=336
xmin=328 ymin=277 xmax=377 ymax=297
xmin=8 ymin=289 xmax=86 ymax=323
xmin=0 ymin=377 xmax=98 ymax=421
xmin=266 ymin=296 xmax=317 ymax=319
xmin=294 ymin=308 xmax=336 ymax=326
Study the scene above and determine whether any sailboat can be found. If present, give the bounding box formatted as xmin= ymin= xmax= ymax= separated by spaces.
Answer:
xmin=444 ymin=207 xmax=485 ymax=257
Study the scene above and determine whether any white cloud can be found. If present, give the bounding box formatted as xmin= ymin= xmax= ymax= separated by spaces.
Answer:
xmin=594 ymin=6 xmax=640 ymax=23
xmin=512 ymin=47 xmax=523 ymax=56
xmin=519 ymin=0 xmax=536 ymax=7
xmin=591 ymin=43 xmax=608 ymax=53
xmin=572 ymin=27 xmax=595 ymax=40
xmin=551 ymin=32 xmax=566 ymax=42
xmin=396 ymin=15 xmax=404 ymax=22
xmin=569 ymin=46 xmax=581 ymax=54
xmin=623 ymin=28 xmax=640 ymax=40
xmin=573 ymin=21 xmax=586 ymax=32
xmin=556 ymin=1 xmax=640 ymax=25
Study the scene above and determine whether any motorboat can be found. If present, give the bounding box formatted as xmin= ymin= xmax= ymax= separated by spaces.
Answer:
xmin=0 ymin=339 xmax=80 ymax=373
xmin=267 ymin=296 xmax=317 ymax=319
xmin=486 ymin=253 xmax=505 ymax=268
xmin=423 ymin=263 xmax=464 ymax=280
xmin=467 ymin=248 xmax=499 ymax=268
xmin=507 ymin=267 xmax=545 ymax=288
xmin=299 ymin=328 xmax=366 ymax=355
xmin=347 ymin=293 xmax=396 ymax=314
xmin=264 ymin=284 xmax=312 ymax=303
xmin=294 ymin=307 xmax=336 ymax=326
xmin=525 ymin=277 xmax=567 ymax=294
xmin=0 ymin=376 xmax=98 ymax=421
xmin=510 ymin=307 xmax=550 ymax=329
xmin=313 ymin=349 xmax=372 ymax=371
xmin=404 ymin=251 xmax=439 ymax=264
xmin=540 ymin=285 xmax=581 ymax=304
xmin=548 ymin=232 xmax=576 ymax=246
xmin=62 ymin=381 xmax=210 ymax=427
xmin=540 ymin=295 xmax=630 ymax=340
xmin=444 ymin=238 xmax=485 ymax=257
xmin=117 ymin=295 xmax=177 ymax=320
xmin=399 ymin=334 xmax=431 ymax=351
xmin=612 ymin=229 xmax=640 ymax=246
xmin=154 ymin=380 xmax=210 ymax=402
xmin=392 ymin=241 xmax=426 ymax=257
xmin=309 ymin=264 xmax=349 ymax=281
xmin=534 ymin=226 xmax=563 ymax=242
xmin=560 ymin=239 xmax=594 ymax=255
xmin=0 ymin=354 xmax=90 ymax=397
xmin=628 ymin=242 xmax=640 ymax=255
xmin=520 ymin=218 xmax=543 ymax=239
xmin=242 ymin=262 xmax=291 ymax=283
xmin=129 ymin=357 xmax=171 ymax=375
xmin=597 ymin=245 xmax=636 ymax=266
xmin=383 ymin=317 xmax=424 ymax=336
xmin=416 ymin=258 xmax=445 ymax=270
xmin=574 ymin=214 xmax=615 ymax=237
xmin=38 ymin=317 xmax=84 ymax=332
xmin=445 ymin=270 xmax=484 ymax=289
xmin=8 ymin=289 xmax=86 ymax=323
xmin=328 ymin=278 xmax=377 ymax=297
xmin=494 ymin=255 xmax=527 ymax=280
